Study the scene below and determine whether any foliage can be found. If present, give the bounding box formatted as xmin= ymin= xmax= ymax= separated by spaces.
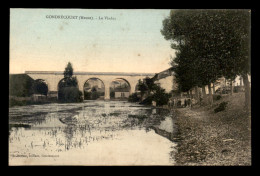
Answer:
xmin=171 ymin=49 xmax=198 ymax=92
xmin=214 ymin=101 xmax=228 ymax=113
xmin=137 ymin=79 xmax=148 ymax=96
xmin=161 ymin=9 xmax=250 ymax=105
xmin=64 ymin=62 xmax=73 ymax=78
xmin=58 ymin=62 xmax=83 ymax=102
xmin=9 ymin=74 xmax=34 ymax=97
xmin=213 ymin=95 xmax=222 ymax=101
xmin=9 ymin=97 xmax=52 ymax=107
xmin=136 ymin=77 xmax=159 ymax=100
xmin=84 ymin=92 xmax=91 ymax=100
xmin=139 ymin=85 xmax=170 ymax=106
xmin=151 ymin=86 xmax=171 ymax=106
xmin=9 ymin=98 xmax=27 ymax=107
xmin=137 ymin=76 xmax=171 ymax=106
xmin=128 ymin=93 xmax=141 ymax=102
xmin=59 ymin=76 xmax=78 ymax=88
xmin=139 ymin=96 xmax=153 ymax=105
xmin=58 ymin=87 xmax=83 ymax=102
xmin=144 ymin=77 xmax=157 ymax=93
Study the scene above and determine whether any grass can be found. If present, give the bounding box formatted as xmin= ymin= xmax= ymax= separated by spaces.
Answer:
xmin=173 ymin=92 xmax=251 ymax=165
xmin=9 ymin=98 xmax=56 ymax=107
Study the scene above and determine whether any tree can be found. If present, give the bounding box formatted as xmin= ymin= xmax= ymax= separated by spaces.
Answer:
xmin=137 ymin=79 xmax=148 ymax=100
xmin=151 ymin=85 xmax=171 ymax=106
xmin=171 ymin=46 xmax=198 ymax=94
xmin=144 ymin=77 xmax=157 ymax=95
xmin=162 ymin=10 xmax=223 ymax=105
xmin=58 ymin=62 xmax=82 ymax=102
xmin=9 ymin=74 xmax=34 ymax=97
xmin=64 ymin=62 xmax=73 ymax=78
xmin=161 ymin=10 xmax=250 ymax=108
xmin=137 ymin=77 xmax=170 ymax=106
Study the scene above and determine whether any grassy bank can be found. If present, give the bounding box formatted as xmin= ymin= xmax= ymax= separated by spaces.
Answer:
xmin=173 ymin=92 xmax=251 ymax=165
xmin=9 ymin=98 xmax=55 ymax=107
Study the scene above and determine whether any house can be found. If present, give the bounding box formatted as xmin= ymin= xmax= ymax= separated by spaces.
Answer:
xmin=114 ymin=87 xmax=130 ymax=98
xmin=153 ymin=67 xmax=178 ymax=93
xmin=115 ymin=91 xmax=130 ymax=98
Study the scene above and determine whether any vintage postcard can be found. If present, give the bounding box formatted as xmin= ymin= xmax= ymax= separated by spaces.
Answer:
xmin=9 ymin=9 xmax=251 ymax=166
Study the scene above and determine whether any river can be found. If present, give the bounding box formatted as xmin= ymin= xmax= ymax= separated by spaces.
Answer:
xmin=9 ymin=101 xmax=177 ymax=165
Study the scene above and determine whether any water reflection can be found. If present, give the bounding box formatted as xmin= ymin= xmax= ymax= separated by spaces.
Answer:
xmin=9 ymin=101 xmax=177 ymax=165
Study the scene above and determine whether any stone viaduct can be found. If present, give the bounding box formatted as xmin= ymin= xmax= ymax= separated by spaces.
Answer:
xmin=25 ymin=71 xmax=155 ymax=100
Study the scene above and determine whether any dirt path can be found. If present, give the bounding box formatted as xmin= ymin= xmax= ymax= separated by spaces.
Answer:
xmin=173 ymin=93 xmax=251 ymax=166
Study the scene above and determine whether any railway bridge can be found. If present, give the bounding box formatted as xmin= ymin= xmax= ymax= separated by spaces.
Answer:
xmin=25 ymin=71 xmax=155 ymax=100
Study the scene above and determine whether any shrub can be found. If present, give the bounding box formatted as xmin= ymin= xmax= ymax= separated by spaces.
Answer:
xmin=84 ymin=91 xmax=91 ymax=100
xmin=152 ymin=87 xmax=171 ymax=106
xmin=58 ymin=87 xmax=83 ymax=103
xmin=9 ymin=98 xmax=27 ymax=107
xmin=213 ymin=94 xmax=222 ymax=101
xmin=139 ymin=96 xmax=153 ymax=105
xmin=9 ymin=74 xmax=34 ymax=97
xmin=214 ymin=101 xmax=228 ymax=113
xmin=128 ymin=93 xmax=140 ymax=102
xmin=139 ymin=87 xmax=170 ymax=106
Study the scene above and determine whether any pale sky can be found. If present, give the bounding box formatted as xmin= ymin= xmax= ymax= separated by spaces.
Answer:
xmin=10 ymin=9 xmax=175 ymax=74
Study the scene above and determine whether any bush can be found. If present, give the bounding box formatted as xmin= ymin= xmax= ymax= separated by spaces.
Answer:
xmin=139 ymin=96 xmax=153 ymax=105
xmin=84 ymin=91 xmax=91 ymax=100
xmin=9 ymin=74 xmax=34 ymax=97
xmin=214 ymin=101 xmax=228 ymax=113
xmin=213 ymin=95 xmax=222 ymax=101
xmin=128 ymin=93 xmax=140 ymax=102
xmin=58 ymin=87 xmax=83 ymax=103
xmin=139 ymin=87 xmax=170 ymax=106
xmin=152 ymin=87 xmax=171 ymax=106
xmin=9 ymin=98 xmax=27 ymax=107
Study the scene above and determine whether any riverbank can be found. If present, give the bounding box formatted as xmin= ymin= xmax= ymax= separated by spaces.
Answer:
xmin=173 ymin=92 xmax=251 ymax=165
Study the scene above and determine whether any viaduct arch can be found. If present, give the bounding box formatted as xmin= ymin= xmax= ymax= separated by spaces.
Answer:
xmin=25 ymin=71 xmax=155 ymax=100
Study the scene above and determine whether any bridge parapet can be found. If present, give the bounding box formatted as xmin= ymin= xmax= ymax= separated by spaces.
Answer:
xmin=25 ymin=71 xmax=154 ymax=77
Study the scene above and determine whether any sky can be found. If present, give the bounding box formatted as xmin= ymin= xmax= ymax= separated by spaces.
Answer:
xmin=10 ymin=9 xmax=175 ymax=74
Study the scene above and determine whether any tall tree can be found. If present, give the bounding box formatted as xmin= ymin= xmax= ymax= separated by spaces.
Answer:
xmin=58 ymin=62 xmax=82 ymax=102
xmin=137 ymin=79 xmax=148 ymax=100
xmin=64 ymin=62 xmax=73 ymax=79
xmin=161 ymin=9 xmax=250 ymax=108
